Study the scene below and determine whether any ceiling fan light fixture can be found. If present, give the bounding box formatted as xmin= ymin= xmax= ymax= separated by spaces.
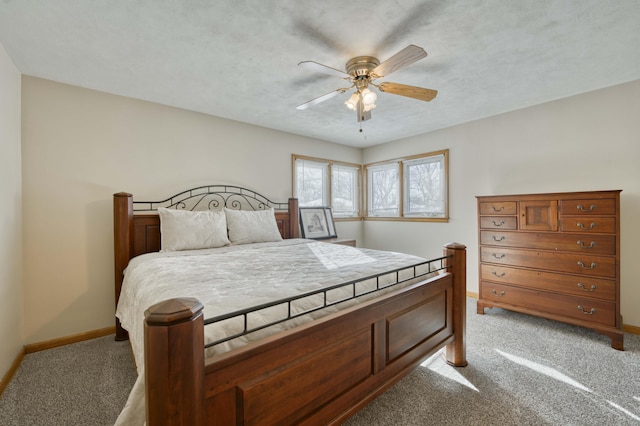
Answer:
xmin=345 ymin=92 xmax=360 ymax=111
xmin=360 ymin=87 xmax=377 ymax=106
xmin=363 ymin=102 xmax=376 ymax=112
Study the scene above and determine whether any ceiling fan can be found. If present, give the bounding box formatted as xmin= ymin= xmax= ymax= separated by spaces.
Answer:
xmin=296 ymin=44 xmax=437 ymax=123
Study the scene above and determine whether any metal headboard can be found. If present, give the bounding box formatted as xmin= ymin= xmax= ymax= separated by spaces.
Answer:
xmin=132 ymin=185 xmax=290 ymax=213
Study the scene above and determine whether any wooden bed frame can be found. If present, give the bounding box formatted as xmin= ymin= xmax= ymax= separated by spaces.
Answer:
xmin=113 ymin=186 xmax=467 ymax=425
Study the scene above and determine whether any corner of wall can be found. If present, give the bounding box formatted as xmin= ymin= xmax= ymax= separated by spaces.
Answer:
xmin=0 ymin=40 xmax=25 ymax=382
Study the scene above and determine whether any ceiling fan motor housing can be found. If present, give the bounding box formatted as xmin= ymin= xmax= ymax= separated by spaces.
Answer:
xmin=346 ymin=56 xmax=380 ymax=79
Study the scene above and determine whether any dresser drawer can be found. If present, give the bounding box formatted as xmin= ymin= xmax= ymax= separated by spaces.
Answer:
xmin=479 ymin=231 xmax=616 ymax=255
xmin=479 ymin=201 xmax=517 ymax=215
xmin=480 ymin=247 xmax=615 ymax=277
xmin=479 ymin=216 xmax=517 ymax=230
xmin=560 ymin=198 xmax=616 ymax=216
xmin=559 ymin=217 xmax=616 ymax=234
xmin=480 ymin=282 xmax=616 ymax=326
xmin=480 ymin=264 xmax=616 ymax=301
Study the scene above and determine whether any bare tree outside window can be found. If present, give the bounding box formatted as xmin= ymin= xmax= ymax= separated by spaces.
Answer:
xmin=368 ymin=164 xmax=399 ymax=216
xmin=365 ymin=150 xmax=448 ymax=221
xmin=295 ymin=159 xmax=327 ymax=207
xmin=332 ymin=165 xmax=359 ymax=217
xmin=293 ymin=155 xmax=361 ymax=218
xmin=404 ymin=154 xmax=445 ymax=217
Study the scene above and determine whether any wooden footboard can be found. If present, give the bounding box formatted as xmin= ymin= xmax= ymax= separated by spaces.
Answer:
xmin=144 ymin=243 xmax=466 ymax=425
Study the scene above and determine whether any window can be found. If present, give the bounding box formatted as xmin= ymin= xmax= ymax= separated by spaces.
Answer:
xmin=367 ymin=162 xmax=399 ymax=217
xmin=294 ymin=158 xmax=328 ymax=207
xmin=293 ymin=150 xmax=447 ymax=222
xmin=403 ymin=154 xmax=446 ymax=218
xmin=365 ymin=150 xmax=448 ymax=221
xmin=331 ymin=163 xmax=360 ymax=218
xmin=292 ymin=155 xmax=361 ymax=219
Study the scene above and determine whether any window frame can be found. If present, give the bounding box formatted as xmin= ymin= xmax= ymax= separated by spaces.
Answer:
xmin=364 ymin=149 xmax=449 ymax=222
xmin=292 ymin=154 xmax=362 ymax=220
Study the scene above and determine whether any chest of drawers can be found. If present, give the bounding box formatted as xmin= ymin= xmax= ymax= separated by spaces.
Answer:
xmin=476 ymin=190 xmax=623 ymax=349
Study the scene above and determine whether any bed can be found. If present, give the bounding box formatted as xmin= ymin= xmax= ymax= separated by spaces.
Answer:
xmin=113 ymin=185 xmax=467 ymax=425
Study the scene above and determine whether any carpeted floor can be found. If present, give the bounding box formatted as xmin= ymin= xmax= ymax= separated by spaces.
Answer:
xmin=346 ymin=300 xmax=640 ymax=426
xmin=1 ymin=298 xmax=639 ymax=425
xmin=0 ymin=336 xmax=136 ymax=425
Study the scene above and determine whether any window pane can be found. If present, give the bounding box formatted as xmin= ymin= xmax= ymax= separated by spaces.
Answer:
xmin=368 ymin=163 xmax=399 ymax=216
xmin=332 ymin=165 xmax=359 ymax=217
xmin=295 ymin=159 xmax=328 ymax=206
xmin=403 ymin=154 xmax=446 ymax=217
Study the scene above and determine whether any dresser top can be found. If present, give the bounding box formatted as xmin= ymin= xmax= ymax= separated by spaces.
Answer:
xmin=476 ymin=189 xmax=621 ymax=200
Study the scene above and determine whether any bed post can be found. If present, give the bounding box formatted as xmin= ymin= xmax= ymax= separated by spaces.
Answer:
xmin=145 ymin=298 xmax=205 ymax=426
xmin=113 ymin=192 xmax=133 ymax=341
xmin=288 ymin=197 xmax=300 ymax=238
xmin=444 ymin=242 xmax=467 ymax=367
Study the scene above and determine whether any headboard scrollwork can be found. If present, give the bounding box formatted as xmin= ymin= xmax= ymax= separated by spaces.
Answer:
xmin=133 ymin=185 xmax=289 ymax=213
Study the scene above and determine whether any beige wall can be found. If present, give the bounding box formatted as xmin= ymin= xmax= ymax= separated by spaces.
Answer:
xmin=0 ymin=43 xmax=23 ymax=379
xmin=21 ymin=77 xmax=362 ymax=344
xmin=363 ymin=79 xmax=640 ymax=327
xmin=18 ymin=75 xmax=640 ymax=347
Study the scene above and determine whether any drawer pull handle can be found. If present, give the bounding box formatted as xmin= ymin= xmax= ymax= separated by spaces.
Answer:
xmin=577 ymin=283 xmax=597 ymax=292
xmin=577 ymin=204 xmax=596 ymax=212
xmin=491 ymin=289 xmax=506 ymax=297
xmin=576 ymin=222 xmax=596 ymax=230
xmin=492 ymin=220 xmax=505 ymax=227
xmin=493 ymin=236 xmax=506 ymax=242
xmin=492 ymin=206 xmax=505 ymax=212
xmin=492 ymin=253 xmax=506 ymax=259
xmin=492 ymin=271 xmax=506 ymax=277
xmin=577 ymin=305 xmax=596 ymax=315
xmin=577 ymin=261 xmax=597 ymax=269
xmin=577 ymin=240 xmax=596 ymax=249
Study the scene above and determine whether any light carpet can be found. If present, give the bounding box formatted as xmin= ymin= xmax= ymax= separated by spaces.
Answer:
xmin=1 ymin=298 xmax=638 ymax=425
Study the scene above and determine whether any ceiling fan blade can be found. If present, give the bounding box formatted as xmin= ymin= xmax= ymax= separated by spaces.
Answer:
xmin=299 ymin=61 xmax=350 ymax=78
xmin=378 ymin=82 xmax=438 ymax=102
xmin=371 ymin=45 xmax=427 ymax=78
xmin=296 ymin=88 xmax=346 ymax=110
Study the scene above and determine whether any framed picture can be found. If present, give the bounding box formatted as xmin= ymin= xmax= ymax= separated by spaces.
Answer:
xmin=324 ymin=207 xmax=337 ymax=238
xmin=300 ymin=207 xmax=332 ymax=239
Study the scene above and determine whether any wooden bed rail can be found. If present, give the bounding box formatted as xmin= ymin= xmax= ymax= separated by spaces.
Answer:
xmin=143 ymin=243 xmax=467 ymax=425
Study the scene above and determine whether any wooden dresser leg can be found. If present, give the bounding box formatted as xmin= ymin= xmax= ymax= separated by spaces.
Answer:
xmin=607 ymin=331 xmax=624 ymax=351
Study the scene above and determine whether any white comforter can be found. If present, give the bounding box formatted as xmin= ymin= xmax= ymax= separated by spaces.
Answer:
xmin=115 ymin=239 xmax=428 ymax=425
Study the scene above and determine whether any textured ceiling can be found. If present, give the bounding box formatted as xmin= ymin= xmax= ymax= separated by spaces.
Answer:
xmin=1 ymin=1 xmax=639 ymax=147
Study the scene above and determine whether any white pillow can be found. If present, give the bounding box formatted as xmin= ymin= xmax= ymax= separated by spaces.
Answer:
xmin=158 ymin=208 xmax=230 ymax=252
xmin=224 ymin=208 xmax=283 ymax=244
